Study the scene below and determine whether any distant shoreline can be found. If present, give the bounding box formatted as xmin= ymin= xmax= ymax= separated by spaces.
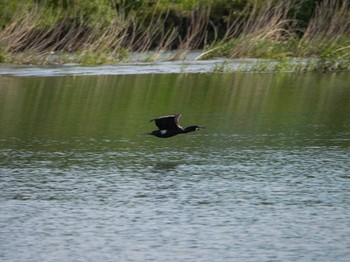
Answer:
xmin=1 ymin=0 xmax=349 ymax=68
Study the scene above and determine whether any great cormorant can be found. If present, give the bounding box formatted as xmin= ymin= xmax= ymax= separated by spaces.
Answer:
xmin=147 ymin=114 xmax=204 ymax=138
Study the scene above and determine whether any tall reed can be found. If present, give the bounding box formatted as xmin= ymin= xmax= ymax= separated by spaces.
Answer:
xmin=0 ymin=0 xmax=349 ymax=65
xmin=199 ymin=0 xmax=296 ymax=59
xmin=0 ymin=1 xmax=215 ymax=63
xmin=300 ymin=0 xmax=350 ymax=58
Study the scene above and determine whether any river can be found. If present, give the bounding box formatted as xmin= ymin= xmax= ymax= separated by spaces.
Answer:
xmin=1 ymin=65 xmax=350 ymax=261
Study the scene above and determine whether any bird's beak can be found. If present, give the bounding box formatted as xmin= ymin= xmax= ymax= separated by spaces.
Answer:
xmin=198 ymin=126 xmax=206 ymax=130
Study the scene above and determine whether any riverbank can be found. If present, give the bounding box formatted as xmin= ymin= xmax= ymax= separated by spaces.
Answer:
xmin=2 ymin=54 xmax=350 ymax=76
xmin=0 ymin=0 xmax=349 ymax=71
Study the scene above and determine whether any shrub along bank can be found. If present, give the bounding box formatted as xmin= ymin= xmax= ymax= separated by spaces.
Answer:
xmin=0 ymin=0 xmax=349 ymax=71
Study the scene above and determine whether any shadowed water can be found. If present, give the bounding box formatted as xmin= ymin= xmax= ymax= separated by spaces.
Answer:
xmin=0 ymin=72 xmax=350 ymax=261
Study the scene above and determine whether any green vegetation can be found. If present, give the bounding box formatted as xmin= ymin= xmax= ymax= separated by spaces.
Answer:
xmin=0 ymin=0 xmax=349 ymax=71
xmin=234 ymin=58 xmax=350 ymax=73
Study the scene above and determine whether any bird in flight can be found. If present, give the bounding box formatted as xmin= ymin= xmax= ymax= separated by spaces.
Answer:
xmin=147 ymin=114 xmax=205 ymax=138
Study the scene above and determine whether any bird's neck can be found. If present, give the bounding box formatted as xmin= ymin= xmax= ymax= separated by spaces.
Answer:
xmin=183 ymin=126 xmax=197 ymax=133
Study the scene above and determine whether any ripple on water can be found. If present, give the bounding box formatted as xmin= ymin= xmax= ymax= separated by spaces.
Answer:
xmin=1 ymin=141 xmax=350 ymax=261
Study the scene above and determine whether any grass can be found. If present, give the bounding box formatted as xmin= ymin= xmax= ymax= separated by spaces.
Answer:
xmin=231 ymin=57 xmax=350 ymax=73
xmin=202 ymin=0 xmax=350 ymax=60
xmin=0 ymin=0 xmax=349 ymax=72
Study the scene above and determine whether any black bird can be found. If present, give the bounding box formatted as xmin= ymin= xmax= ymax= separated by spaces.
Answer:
xmin=147 ymin=114 xmax=205 ymax=138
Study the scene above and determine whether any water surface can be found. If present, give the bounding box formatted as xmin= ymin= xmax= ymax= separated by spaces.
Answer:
xmin=1 ymin=72 xmax=350 ymax=261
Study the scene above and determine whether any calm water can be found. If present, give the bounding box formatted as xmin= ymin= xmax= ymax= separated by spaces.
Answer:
xmin=1 ymin=71 xmax=350 ymax=262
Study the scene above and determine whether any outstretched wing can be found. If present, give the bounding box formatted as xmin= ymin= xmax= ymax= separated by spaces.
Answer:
xmin=150 ymin=114 xmax=182 ymax=130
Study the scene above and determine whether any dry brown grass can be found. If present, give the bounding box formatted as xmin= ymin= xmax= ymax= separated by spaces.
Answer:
xmin=1 ymin=0 xmax=349 ymax=64
xmin=299 ymin=0 xmax=350 ymax=58
xmin=198 ymin=0 xmax=296 ymax=59
xmin=0 ymin=3 xmax=214 ymax=63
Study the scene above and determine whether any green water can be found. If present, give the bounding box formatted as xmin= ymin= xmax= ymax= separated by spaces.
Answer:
xmin=0 ymin=72 xmax=350 ymax=261
xmin=1 ymin=73 xmax=349 ymax=145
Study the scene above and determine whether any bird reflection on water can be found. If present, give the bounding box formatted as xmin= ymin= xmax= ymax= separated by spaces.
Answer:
xmin=154 ymin=161 xmax=180 ymax=171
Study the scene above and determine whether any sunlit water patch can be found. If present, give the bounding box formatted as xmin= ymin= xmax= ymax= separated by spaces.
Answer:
xmin=0 ymin=58 xmax=258 ymax=77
